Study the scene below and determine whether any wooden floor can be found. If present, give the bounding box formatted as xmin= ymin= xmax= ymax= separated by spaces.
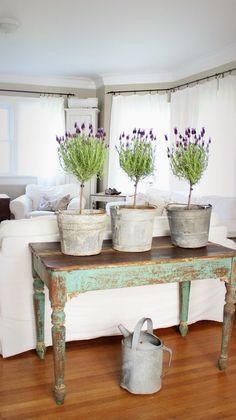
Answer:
xmin=1 ymin=321 xmax=236 ymax=420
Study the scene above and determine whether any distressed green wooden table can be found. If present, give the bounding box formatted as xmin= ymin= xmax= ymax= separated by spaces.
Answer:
xmin=30 ymin=236 xmax=236 ymax=404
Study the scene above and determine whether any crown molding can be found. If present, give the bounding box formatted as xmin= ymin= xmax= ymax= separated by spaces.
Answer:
xmin=0 ymin=43 xmax=235 ymax=91
xmin=95 ymin=71 xmax=175 ymax=87
xmin=95 ymin=43 xmax=236 ymax=87
xmin=0 ymin=73 xmax=96 ymax=89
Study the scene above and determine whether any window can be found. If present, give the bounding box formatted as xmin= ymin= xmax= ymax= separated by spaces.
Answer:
xmin=0 ymin=96 xmax=65 ymax=181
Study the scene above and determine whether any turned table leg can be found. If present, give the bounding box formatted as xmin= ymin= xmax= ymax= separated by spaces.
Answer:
xmin=51 ymin=305 xmax=66 ymax=405
xmin=50 ymin=276 xmax=67 ymax=405
xmin=179 ymin=281 xmax=191 ymax=336
xmin=218 ymin=283 xmax=236 ymax=370
xmin=33 ymin=275 xmax=46 ymax=360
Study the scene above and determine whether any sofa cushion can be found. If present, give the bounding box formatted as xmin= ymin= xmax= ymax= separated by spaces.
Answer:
xmin=0 ymin=216 xmax=58 ymax=246
xmin=27 ymin=210 xmax=55 ymax=218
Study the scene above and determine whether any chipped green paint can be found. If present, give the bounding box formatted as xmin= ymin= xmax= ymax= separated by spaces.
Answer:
xmin=33 ymin=276 xmax=46 ymax=360
xmin=218 ymin=282 xmax=236 ymax=370
xmin=52 ymin=321 xmax=66 ymax=405
xmin=50 ymin=258 xmax=232 ymax=296
xmin=179 ymin=281 xmax=191 ymax=336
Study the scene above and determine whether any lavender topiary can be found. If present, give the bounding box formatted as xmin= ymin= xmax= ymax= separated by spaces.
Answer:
xmin=116 ymin=128 xmax=156 ymax=208
xmin=56 ymin=123 xmax=108 ymax=214
xmin=165 ymin=127 xmax=211 ymax=209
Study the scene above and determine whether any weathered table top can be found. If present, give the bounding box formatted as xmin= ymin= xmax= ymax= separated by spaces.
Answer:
xmin=30 ymin=236 xmax=236 ymax=271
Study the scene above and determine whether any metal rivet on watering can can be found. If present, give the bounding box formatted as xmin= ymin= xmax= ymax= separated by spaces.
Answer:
xmin=118 ymin=317 xmax=172 ymax=394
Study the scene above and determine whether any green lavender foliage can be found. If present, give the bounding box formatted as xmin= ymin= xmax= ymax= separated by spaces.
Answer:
xmin=168 ymin=127 xmax=211 ymax=186
xmin=170 ymin=142 xmax=209 ymax=185
xmin=57 ymin=126 xmax=107 ymax=184
xmin=117 ymin=129 xmax=156 ymax=185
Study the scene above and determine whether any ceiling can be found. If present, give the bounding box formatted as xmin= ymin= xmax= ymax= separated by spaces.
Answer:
xmin=0 ymin=0 xmax=236 ymax=88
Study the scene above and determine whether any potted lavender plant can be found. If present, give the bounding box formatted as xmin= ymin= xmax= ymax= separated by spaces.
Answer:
xmin=56 ymin=123 xmax=108 ymax=256
xmin=165 ymin=127 xmax=212 ymax=248
xmin=110 ymin=128 xmax=158 ymax=252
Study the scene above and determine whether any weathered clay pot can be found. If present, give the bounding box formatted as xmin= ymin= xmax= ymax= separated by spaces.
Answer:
xmin=110 ymin=205 xmax=158 ymax=252
xmin=166 ymin=203 xmax=212 ymax=248
xmin=57 ymin=209 xmax=106 ymax=256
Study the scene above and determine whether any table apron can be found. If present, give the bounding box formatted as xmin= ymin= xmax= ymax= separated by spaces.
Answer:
xmin=33 ymin=257 xmax=233 ymax=296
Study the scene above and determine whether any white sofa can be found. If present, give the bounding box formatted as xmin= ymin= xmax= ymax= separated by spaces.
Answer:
xmin=10 ymin=183 xmax=86 ymax=219
xmin=0 ymin=211 xmax=235 ymax=358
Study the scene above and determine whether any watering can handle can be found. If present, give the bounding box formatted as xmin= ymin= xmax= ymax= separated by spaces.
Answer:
xmin=132 ymin=317 xmax=153 ymax=350
xmin=161 ymin=345 xmax=172 ymax=377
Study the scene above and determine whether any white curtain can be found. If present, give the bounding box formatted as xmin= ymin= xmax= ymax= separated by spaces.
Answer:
xmin=17 ymin=96 xmax=65 ymax=185
xmin=170 ymin=75 xmax=236 ymax=197
xmin=109 ymin=75 xmax=236 ymax=199
xmin=37 ymin=96 xmax=65 ymax=185
xmin=108 ymin=94 xmax=170 ymax=195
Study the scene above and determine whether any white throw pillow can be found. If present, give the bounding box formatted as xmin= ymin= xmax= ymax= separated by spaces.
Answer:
xmin=67 ymin=196 xmax=86 ymax=211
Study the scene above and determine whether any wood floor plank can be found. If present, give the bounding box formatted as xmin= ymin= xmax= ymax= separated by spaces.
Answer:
xmin=0 ymin=321 xmax=236 ymax=419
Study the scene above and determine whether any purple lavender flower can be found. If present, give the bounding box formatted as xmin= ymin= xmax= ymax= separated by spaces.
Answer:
xmin=174 ymin=127 xmax=178 ymax=135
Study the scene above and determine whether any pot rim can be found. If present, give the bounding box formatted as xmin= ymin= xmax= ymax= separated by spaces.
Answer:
xmin=57 ymin=209 xmax=106 ymax=216
xmin=166 ymin=203 xmax=212 ymax=212
xmin=110 ymin=204 xmax=157 ymax=211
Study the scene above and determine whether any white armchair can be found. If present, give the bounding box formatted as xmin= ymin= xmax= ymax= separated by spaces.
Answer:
xmin=10 ymin=183 xmax=86 ymax=219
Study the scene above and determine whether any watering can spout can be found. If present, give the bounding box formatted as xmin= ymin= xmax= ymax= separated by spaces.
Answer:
xmin=118 ymin=324 xmax=131 ymax=338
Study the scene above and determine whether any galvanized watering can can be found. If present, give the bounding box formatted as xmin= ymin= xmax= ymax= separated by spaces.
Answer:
xmin=118 ymin=317 xmax=172 ymax=394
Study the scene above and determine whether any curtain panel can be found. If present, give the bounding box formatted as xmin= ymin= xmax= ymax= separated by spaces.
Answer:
xmin=109 ymin=75 xmax=236 ymax=198
xmin=108 ymin=93 xmax=170 ymax=195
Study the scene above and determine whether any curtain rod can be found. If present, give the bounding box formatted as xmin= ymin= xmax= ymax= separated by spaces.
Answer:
xmin=106 ymin=67 xmax=236 ymax=95
xmin=0 ymin=88 xmax=75 ymax=97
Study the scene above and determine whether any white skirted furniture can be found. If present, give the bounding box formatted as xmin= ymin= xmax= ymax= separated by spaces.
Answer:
xmin=9 ymin=183 xmax=85 ymax=219
xmin=0 ymin=208 xmax=235 ymax=358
